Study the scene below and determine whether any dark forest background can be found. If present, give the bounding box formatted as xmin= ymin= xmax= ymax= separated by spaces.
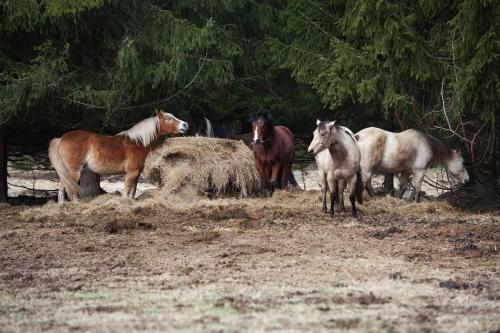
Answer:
xmin=0 ymin=0 xmax=498 ymax=201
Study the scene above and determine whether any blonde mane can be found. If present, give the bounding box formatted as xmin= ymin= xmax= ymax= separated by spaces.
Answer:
xmin=118 ymin=116 xmax=160 ymax=147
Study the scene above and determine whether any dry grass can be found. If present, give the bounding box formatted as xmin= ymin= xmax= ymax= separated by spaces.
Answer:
xmin=143 ymin=137 xmax=261 ymax=199
xmin=20 ymin=189 xmax=499 ymax=228
xmin=3 ymin=190 xmax=499 ymax=333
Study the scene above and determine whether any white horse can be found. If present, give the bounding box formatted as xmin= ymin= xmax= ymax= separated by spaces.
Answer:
xmin=308 ymin=120 xmax=362 ymax=217
xmin=355 ymin=127 xmax=469 ymax=202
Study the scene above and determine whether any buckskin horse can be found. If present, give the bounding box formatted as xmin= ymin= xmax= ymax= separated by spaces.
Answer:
xmin=308 ymin=120 xmax=363 ymax=217
xmin=355 ymin=127 xmax=469 ymax=202
xmin=250 ymin=109 xmax=294 ymax=195
xmin=311 ymin=125 xmax=358 ymax=214
xmin=49 ymin=110 xmax=188 ymax=202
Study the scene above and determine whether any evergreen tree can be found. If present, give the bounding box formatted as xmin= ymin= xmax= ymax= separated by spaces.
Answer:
xmin=0 ymin=0 xmax=321 ymax=200
xmin=268 ymin=0 xmax=499 ymax=194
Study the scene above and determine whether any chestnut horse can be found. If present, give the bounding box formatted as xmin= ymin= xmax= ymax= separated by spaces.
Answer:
xmin=49 ymin=111 xmax=188 ymax=203
xmin=250 ymin=109 xmax=294 ymax=195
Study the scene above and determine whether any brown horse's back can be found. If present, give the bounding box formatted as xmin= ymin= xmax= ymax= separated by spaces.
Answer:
xmin=58 ymin=130 xmax=132 ymax=175
xmin=274 ymin=126 xmax=294 ymax=161
xmin=58 ymin=131 xmax=94 ymax=171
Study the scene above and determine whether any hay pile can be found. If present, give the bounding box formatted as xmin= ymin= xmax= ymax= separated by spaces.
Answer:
xmin=143 ymin=137 xmax=261 ymax=199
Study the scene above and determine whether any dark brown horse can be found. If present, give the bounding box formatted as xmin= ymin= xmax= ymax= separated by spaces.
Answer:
xmin=188 ymin=111 xmax=299 ymax=187
xmin=250 ymin=109 xmax=294 ymax=195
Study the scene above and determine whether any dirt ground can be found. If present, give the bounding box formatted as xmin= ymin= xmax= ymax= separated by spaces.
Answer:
xmin=0 ymin=190 xmax=498 ymax=332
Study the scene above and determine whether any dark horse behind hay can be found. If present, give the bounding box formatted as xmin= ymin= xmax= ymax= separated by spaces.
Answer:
xmin=188 ymin=109 xmax=299 ymax=188
xmin=250 ymin=109 xmax=295 ymax=195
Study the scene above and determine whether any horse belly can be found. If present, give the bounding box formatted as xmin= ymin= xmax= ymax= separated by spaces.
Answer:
xmin=377 ymin=135 xmax=405 ymax=172
xmin=86 ymin=150 xmax=125 ymax=176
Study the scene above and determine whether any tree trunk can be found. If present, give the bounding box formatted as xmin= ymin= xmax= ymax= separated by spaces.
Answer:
xmin=79 ymin=167 xmax=105 ymax=199
xmin=0 ymin=127 xmax=7 ymax=202
xmin=383 ymin=173 xmax=394 ymax=195
xmin=77 ymin=110 xmax=106 ymax=199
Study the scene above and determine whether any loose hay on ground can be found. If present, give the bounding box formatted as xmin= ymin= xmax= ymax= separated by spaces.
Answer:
xmin=143 ymin=137 xmax=261 ymax=199
xmin=20 ymin=190 xmax=498 ymax=229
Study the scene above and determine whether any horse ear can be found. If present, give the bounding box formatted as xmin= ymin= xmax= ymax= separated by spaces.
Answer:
xmin=316 ymin=119 xmax=321 ymax=126
xmin=155 ymin=110 xmax=165 ymax=119
xmin=327 ymin=120 xmax=336 ymax=130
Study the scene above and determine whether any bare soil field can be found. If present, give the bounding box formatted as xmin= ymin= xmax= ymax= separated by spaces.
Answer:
xmin=0 ymin=191 xmax=498 ymax=332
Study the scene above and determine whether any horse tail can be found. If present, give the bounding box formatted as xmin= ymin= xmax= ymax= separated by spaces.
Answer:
xmin=287 ymin=171 xmax=300 ymax=188
xmin=204 ymin=117 xmax=214 ymax=137
xmin=48 ymin=138 xmax=80 ymax=199
xmin=355 ymin=167 xmax=363 ymax=204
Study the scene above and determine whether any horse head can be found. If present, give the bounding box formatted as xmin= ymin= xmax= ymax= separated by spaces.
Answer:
xmin=250 ymin=109 xmax=274 ymax=145
xmin=156 ymin=110 xmax=189 ymax=135
xmin=308 ymin=120 xmax=338 ymax=155
xmin=188 ymin=109 xmax=209 ymax=136
xmin=446 ymin=149 xmax=469 ymax=183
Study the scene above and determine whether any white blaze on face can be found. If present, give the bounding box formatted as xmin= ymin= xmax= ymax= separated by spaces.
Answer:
xmin=253 ymin=127 xmax=259 ymax=142
xmin=164 ymin=112 xmax=188 ymax=133
xmin=308 ymin=128 xmax=327 ymax=154
xmin=308 ymin=129 xmax=320 ymax=153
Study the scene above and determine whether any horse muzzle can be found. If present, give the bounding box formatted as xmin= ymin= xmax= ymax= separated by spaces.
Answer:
xmin=462 ymin=173 xmax=470 ymax=183
xmin=178 ymin=122 xmax=189 ymax=134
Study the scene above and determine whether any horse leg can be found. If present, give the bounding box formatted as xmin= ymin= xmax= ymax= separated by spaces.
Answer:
xmin=264 ymin=165 xmax=273 ymax=196
xmin=269 ymin=164 xmax=280 ymax=196
xmin=319 ymin=171 xmax=327 ymax=213
xmin=330 ymin=190 xmax=336 ymax=218
xmin=129 ymin=172 xmax=142 ymax=199
xmin=66 ymin=169 xmax=82 ymax=201
xmin=337 ymin=178 xmax=346 ymax=213
xmin=255 ymin=161 xmax=267 ymax=196
xmin=348 ymin=176 xmax=358 ymax=218
xmin=124 ymin=170 xmax=141 ymax=199
xmin=366 ymin=178 xmax=375 ymax=197
xmin=57 ymin=180 xmax=65 ymax=204
xmin=327 ymin=172 xmax=336 ymax=217
xmin=412 ymin=170 xmax=425 ymax=203
xmin=281 ymin=162 xmax=291 ymax=189
xmin=362 ymin=170 xmax=374 ymax=197
xmin=397 ymin=173 xmax=410 ymax=199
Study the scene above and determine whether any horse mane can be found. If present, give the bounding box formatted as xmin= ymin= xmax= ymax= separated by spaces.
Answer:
xmin=424 ymin=134 xmax=452 ymax=162
xmin=319 ymin=121 xmax=357 ymax=143
xmin=117 ymin=116 xmax=160 ymax=147
xmin=339 ymin=126 xmax=356 ymax=142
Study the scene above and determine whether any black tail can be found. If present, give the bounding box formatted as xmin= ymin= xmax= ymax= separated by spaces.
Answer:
xmin=355 ymin=168 xmax=363 ymax=204
xmin=275 ymin=167 xmax=300 ymax=189
xmin=288 ymin=171 xmax=299 ymax=188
